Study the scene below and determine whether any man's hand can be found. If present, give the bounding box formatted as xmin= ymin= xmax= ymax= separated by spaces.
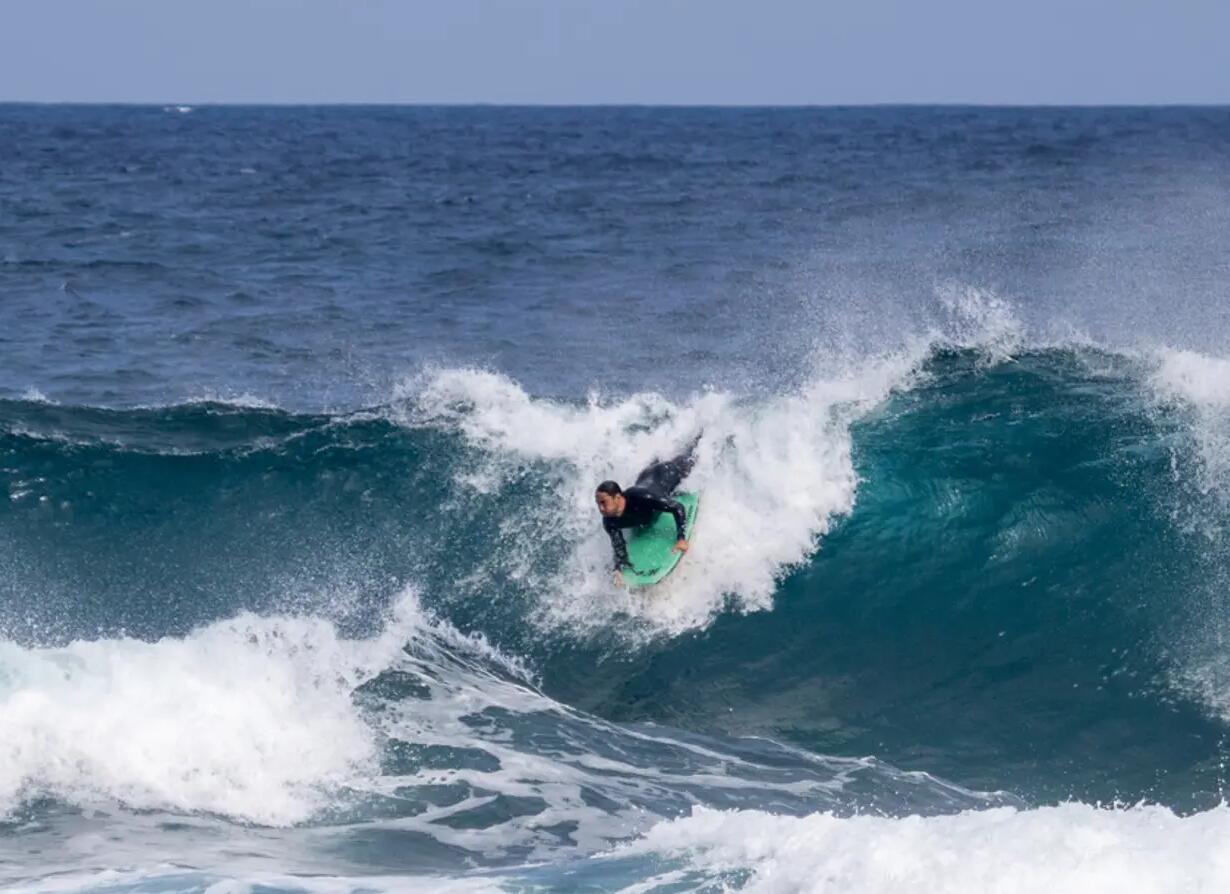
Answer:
xmin=613 ymin=570 xmax=625 ymax=587
xmin=672 ymin=539 xmax=689 ymax=554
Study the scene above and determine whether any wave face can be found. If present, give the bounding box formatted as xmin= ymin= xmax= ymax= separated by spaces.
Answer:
xmin=6 ymin=105 xmax=1230 ymax=891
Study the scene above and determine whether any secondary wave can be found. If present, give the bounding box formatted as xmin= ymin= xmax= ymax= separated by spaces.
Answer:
xmin=0 ymin=586 xmax=1008 ymax=892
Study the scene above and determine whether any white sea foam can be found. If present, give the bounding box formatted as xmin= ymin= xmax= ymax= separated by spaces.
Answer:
xmin=1145 ymin=347 xmax=1230 ymax=722
xmin=1148 ymin=348 xmax=1230 ymax=497
xmin=936 ymin=282 xmax=1026 ymax=362
xmin=38 ymin=806 xmax=1230 ymax=890
xmin=619 ymin=803 xmax=1230 ymax=893
xmin=6 ymin=868 xmax=503 ymax=894
xmin=19 ymin=387 xmax=57 ymax=405
xmin=403 ymin=366 xmax=865 ymax=633
xmin=350 ymin=597 xmax=951 ymax=863
xmin=0 ymin=591 xmax=438 ymax=825
xmin=1150 ymin=349 xmax=1230 ymax=410
xmin=34 ymin=804 xmax=1230 ymax=892
xmin=0 ymin=584 xmax=980 ymax=875
xmin=186 ymin=390 xmax=282 ymax=411
xmin=397 ymin=285 xmax=1028 ymax=636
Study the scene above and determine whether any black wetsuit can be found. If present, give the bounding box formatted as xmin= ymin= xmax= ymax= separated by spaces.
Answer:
xmin=603 ymin=440 xmax=698 ymax=571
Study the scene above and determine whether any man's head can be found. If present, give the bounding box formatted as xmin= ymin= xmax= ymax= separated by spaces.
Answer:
xmin=595 ymin=480 xmax=624 ymax=517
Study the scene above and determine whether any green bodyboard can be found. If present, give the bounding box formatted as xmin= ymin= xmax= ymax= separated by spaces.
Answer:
xmin=623 ymin=492 xmax=700 ymax=588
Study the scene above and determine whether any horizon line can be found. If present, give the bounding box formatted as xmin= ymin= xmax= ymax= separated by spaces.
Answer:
xmin=3 ymin=99 xmax=1230 ymax=110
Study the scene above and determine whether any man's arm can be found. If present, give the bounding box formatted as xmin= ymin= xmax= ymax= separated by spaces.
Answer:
xmin=604 ymin=520 xmax=631 ymax=570
xmin=642 ymin=492 xmax=688 ymax=542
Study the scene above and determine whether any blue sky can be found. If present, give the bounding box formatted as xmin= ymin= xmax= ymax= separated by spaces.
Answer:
xmin=3 ymin=0 xmax=1228 ymax=104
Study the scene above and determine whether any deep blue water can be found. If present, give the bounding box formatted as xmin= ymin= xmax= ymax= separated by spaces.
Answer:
xmin=4 ymin=105 xmax=1230 ymax=892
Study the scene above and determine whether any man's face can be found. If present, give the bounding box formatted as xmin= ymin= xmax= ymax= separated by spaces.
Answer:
xmin=595 ymin=492 xmax=621 ymax=517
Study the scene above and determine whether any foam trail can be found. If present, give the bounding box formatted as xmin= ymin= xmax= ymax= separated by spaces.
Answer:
xmin=353 ymin=601 xmax=1004 ymax=863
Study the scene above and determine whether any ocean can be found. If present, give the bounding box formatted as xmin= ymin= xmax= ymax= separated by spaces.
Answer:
xmin=3 ymin=104 xmax=1230 ymax=891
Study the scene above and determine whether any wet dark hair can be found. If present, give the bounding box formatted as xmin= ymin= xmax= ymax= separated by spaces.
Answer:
xmin=596 ymin=480 xmax=622 ymax=496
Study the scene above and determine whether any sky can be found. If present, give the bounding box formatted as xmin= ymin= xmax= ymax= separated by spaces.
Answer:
xmin=2 ymin=0 xmax=1229 ymax=105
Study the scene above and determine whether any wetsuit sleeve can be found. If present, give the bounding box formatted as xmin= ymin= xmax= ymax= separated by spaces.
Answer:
xmin=604 ymin=519 xmax=631 ymax=570
xmin=642 ymin=492 xmax=688 ymax=542
xmin=667 ymin=498 xmax=688 ymax=542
